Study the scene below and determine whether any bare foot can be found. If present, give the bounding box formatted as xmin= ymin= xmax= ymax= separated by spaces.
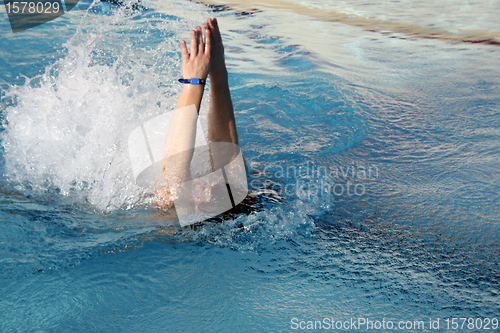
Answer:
xmin=206 ymin=18 xmax=228 ymax=83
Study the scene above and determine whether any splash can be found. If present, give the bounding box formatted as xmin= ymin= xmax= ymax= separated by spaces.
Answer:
xmin=0 ymin=1 xmax=211 ymax=211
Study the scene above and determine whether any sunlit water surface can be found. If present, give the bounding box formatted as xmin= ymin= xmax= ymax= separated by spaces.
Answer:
xmin=0 ymin=0 xmax=499 ymax=332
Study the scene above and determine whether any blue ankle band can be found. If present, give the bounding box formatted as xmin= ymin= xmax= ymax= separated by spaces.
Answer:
xmin=179 ymin=78 xmax=206 ymax=85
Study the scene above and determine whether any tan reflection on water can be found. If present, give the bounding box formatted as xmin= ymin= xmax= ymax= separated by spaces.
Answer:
xmin=198 ymin=0 xmax=500 ymax=46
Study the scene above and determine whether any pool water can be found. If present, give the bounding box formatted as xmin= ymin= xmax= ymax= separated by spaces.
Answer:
xmin=1 ymin=0 xmax=499 ymax=331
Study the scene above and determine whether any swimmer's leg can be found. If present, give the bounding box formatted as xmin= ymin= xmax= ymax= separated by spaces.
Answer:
xmin=156 ymin=26 xmax=211 ymax=209
xmin=206 ymin=18 xmax=239 ymax=147
xmin=205 ymin=18 xmax=244 ymax=174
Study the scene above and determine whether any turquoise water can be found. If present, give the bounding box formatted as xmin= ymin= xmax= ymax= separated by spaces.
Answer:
xmin=1 ymin=0 xmax=500 ymax=332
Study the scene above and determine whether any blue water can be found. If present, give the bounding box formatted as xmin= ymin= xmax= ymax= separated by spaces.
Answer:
xmin=1 ymin=0 xmax=500 ymax=332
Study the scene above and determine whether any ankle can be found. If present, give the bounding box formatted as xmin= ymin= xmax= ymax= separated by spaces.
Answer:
xmin=210 ymin=66 xmax=228 ymax=78
xmin=209 ymin=69 xmax=228 ymax=86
